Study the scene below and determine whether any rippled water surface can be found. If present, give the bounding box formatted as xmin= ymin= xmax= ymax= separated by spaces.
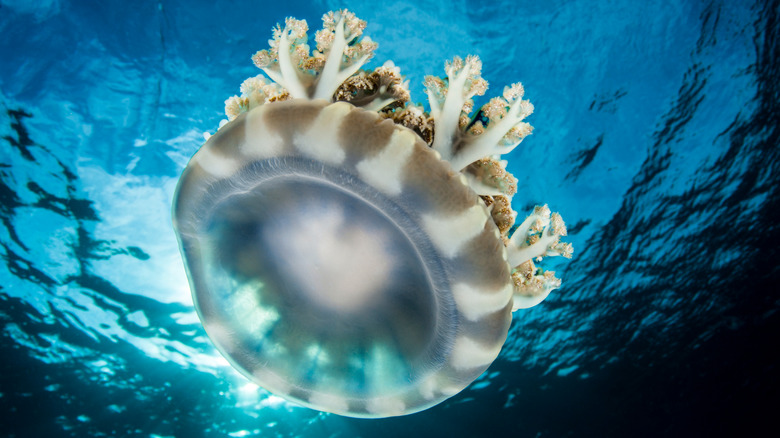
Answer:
xmin=1 ymin=0 xmax=778 ymax=436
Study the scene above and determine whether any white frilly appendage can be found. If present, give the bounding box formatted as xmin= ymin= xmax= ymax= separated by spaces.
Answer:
xmin=507 ymin=205 xmax=573 ymax=310
xmin=251 ymin=11 xmax=377 ymax=100
xmin=224 ymin=76 xmax=287 ymax=121
xmin=425 ymin=56 xmax=487 ymax=162
xmin=424 ymin=56 xmax=533 ymax=172
xmin=423 ymin=55 xmax=571 ymax=308
xmin=221 ymin=10 xmax=409 ymax=127
xmin=219 ymin=9 xmax=573 ymax=309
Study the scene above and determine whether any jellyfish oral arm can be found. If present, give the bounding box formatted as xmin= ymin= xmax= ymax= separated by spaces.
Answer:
xmin=426 ymin=65 xmax=535 ymax=173
xmin=313 ymin=17 xmax=350 ymax=99
xmin=449 ymin=87 xmax=534 ymax=171
xmin=313 ymin=19 xmax=372 ymax=100
xmin=253 ymin=12 xmax=376 ymax=101
xmin=428 ymin=58 xmax=476 ymax=160
xmin=508 ymin=212 xmax=568 ymax=266
xmin=507 ymin=205 xmax=573 ymax=310
xmin=274 ymin=25 xmax=308 ymax=98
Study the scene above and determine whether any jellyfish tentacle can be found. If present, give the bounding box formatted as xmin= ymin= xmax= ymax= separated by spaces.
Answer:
xmin=314 ymin=15 xmax=349 ymax=99
xmin=506 ymin=205 xmax=573 ymax=309
xmin=462 ymin=158 xmax=517 ymax=197
xmin=400 ymin=53 xmax=573 ymax=309
xmin=241 ymin=10 xmax=382 ymax=111
xmin=224 ymin=76 xmax=287 ymax=122
xmin=450 ymin=85 xmax=535 ymax=171
xmin=276 ymin=20 xmax=310 ymax=98
xmin=511 ymin=264 xmax=563 ymax=310
xmin=423 ymin=58 xmax=534 ymax=181
xmin=508 ymin=206 xmax=573 ymax=264
xmin=425 ymin=55 xmax=487 ymax=161
xmin=313 ymin=14 xmax=376 ymax=100
xmin=251 ymin=18 xmax=312 ymax=99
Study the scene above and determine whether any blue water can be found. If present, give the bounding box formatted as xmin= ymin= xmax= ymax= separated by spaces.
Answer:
xmin=1 ymin=0 xmax=778 ymax=436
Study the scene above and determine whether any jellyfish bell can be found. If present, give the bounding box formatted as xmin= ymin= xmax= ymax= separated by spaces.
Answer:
xmin=175 ymin=99 xmax=513 ymax=416
xmin=172 ymin=10 xmax=573 ymax=418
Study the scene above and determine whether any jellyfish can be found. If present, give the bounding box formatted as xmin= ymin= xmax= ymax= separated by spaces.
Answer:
xmin=172 ymin=10 xmax=572 ymax=418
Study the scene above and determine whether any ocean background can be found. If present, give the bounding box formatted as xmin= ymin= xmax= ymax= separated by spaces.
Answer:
xmin=1 ymin=0 xmax=778 ymax=436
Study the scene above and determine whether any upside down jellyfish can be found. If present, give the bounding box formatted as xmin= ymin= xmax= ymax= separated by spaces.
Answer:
xmin=172 ymin=10 xmax=573 ymax=418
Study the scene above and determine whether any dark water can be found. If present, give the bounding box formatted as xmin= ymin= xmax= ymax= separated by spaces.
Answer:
xmin=1 ymin=0 xmax=778 ymax=436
